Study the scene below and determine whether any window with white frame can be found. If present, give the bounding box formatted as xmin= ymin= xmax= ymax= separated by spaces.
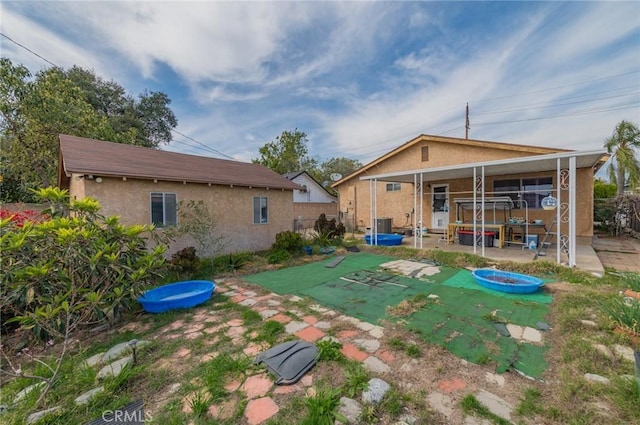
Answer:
xmin=493 ymin=177 xmax=553 ymax=209
xmin=386 ymin=182 xmax=401 ymax=192
xmin=253 ymin=196 xmax=268 ymax=224
xmin=150 ymin=192 xmax=177 ymax=227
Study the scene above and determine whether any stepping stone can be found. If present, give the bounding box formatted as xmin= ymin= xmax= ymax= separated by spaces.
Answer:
xmin=362 ymin=378 xmax=390 ymax=404
xmin=244 ymin=291 xmax=258 ymax=297
xmin=26 ymin=406 xmax=61 ymax=424
xmin=244 ymin=397 xmax=279 ymax=425
xmin=584 ymin=373 xmax=611 ymax=385
xmin=613 ymin=344 xmax=636 ymax=362
xmin=363 ymin=356 xmax=390 ymax=373
xmin=75 ymin=386 xmax=104 ymax=405
xmin=97 ymin=356 xmax=132 ymax=379
xmin=438 ymin=378 xmax=466 ymax=393
xmin=338 ymin=397 xmax=363 ymax=423
xmin=475 ymin=389 xmax=513 ymax=421
xmin=594 ymin=344 xmax=614 ymax=359
xmin=259 ymin=309 xmax=279 ymax=319
xmin=484 ymin=372 xmax=505 ymax=387
xmin=85 ymin=352 xmax=105 ymax=367
xmin=521 ymin=327 xmax=543 ymax=343
xmin=341 ymin=344 xmax=369 ymax=362
xmin=314 ymin=321 xmax=331 ymax=330
xmin=505 ymin=324 xmax=523 ymax=340
xmin=239 ymin=299 xmax=257 ymax=307
xmin=284 ymin=321 xmax=309 ymax=334
xmin=289 ymin=295 xmax=303 ymax=302
xmin=426 ymin=392 xmax=454 ymax=419
xmin=267 ymin=299 xmax=281 ymax=307
xmin=14 ymin=382 xmax=45 ymax=403
xmin=295 ymin=326 xmax=326 ymax=342
xmin=368 ymin=326 xmax=385 ymax=338
xmin=103 ymin=340 xmax=150 ymax=362
xmin=241 ymin=373 xmax=273 ymax=399
xmin=354 ymin=338 xmax=380 ymax=353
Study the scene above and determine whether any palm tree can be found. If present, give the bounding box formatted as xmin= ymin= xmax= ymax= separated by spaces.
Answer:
xmin=604 ymin=120 xmax=640 ymax=195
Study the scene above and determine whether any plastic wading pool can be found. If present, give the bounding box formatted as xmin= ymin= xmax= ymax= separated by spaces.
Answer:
xmin=364 ymin=234 xmax=404 ymax=246
xmin=138 ymin=280 xmax=215 ymax=313
xmin=471 ymin=269 xmax=544 ymax=294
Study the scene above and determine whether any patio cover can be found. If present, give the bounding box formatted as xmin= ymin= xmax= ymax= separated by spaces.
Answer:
xmin=360 ymin=149 xmax=607 ymax=267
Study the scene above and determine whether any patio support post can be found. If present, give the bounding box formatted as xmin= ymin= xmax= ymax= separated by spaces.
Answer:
xmin=473 ymin=167 xmax=477 ymax=255
xmin=557 ymin=158 xmax=561 ymax=263
xmin=481 ymin=166 xmax=486 ymax=258
xmin=569 ymin=156 xmax=577 ymax=267
xmin=420 ymin=172 xmax=424 ymax=249
xmin=413 ymin=173 xmax=418 ymax=249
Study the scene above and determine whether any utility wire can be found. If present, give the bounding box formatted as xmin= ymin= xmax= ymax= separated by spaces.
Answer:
xmin=2 ymin=32 xmax=236 ymax=160
xmin=1 ymin=32 xmax=59 ymax=68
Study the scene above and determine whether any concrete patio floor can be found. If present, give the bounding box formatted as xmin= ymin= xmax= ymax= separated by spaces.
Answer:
xmin=360 ymin=231 xmax=640 ymax=276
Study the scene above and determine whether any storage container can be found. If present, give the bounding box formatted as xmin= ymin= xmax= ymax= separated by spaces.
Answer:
xmin=458 ymin=230 xmax=496 ymax=247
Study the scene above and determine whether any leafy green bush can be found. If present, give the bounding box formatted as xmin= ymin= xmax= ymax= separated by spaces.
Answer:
xmin=268 ymin=249 xmax=291 ymax=264
xmin=272 ymin=230 xmax=305 ymax=253
xmin=1 ymin=187 xmax=167 ymax=340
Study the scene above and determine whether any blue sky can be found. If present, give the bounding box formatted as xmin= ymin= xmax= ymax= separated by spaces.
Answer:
xmin=1 ymin=1 xmax=639 ymax=166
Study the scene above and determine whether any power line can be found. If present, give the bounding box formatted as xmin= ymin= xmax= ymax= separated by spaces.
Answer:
xmin=170 ymin=130 xmax=235 ymax=160
xmin=1 ymin=32 xmax=59 ymax=68
xmin=1 ymin=32 xmax=235 ymax=160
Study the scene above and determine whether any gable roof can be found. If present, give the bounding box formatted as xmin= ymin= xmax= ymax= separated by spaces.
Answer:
xmin=58 ymin=134 xmax=301 ymax=190
xmin=283 ymin=170 xmax=338 ymax=198
xmin=332 ymin=134 xmax=570 ymax=187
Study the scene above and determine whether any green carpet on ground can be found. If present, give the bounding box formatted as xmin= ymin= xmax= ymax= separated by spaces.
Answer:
xmin=242 ymin=253 xmax=396 ymax=294
xmin=243 ymin=252 xmax=550 ymax=377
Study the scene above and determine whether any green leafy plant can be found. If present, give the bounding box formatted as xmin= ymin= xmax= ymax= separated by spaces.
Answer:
xmin=342 ymin=362 xmax=369 ymax=398
xmin=188 ymin=390 xmax=211 ymax=418
xmin=254 ymin=320 xmax=285 ymax=345
xmin=0 ymin=187 xmax=167 ymax=405
xmin=302 ymin=384 xmax=343 ymax=425
xmin=600 ymin=296 xmax=640 ymax=337
xmin=268 ymin=249 xmax=291 ymax=264
xmin=316 ymin=339 xmax=345 ymax=362
xmin=272 ymin=230 xmax=305 ymax=253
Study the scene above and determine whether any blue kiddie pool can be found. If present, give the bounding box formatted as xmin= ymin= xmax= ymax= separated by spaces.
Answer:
xmin=365 ymin=233 xmax=404 ymax=246
xmin=138 ymin=280 xmax=215 ymax=313
xmin=472 ymin=269 xmax=544 ymax=294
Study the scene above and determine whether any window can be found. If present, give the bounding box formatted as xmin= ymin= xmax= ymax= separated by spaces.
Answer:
xmin=386 ymin=182 xmax=401 ymax=192
xmin=253 ymin=197 xmax=268 ymax=224
xmin=522 ymin=177 xmax=553 ymax=209
xmin=493 ymin=177 xmax=553 ymax=209
xmin=421 ymin=146 xmax=429 ymax=162
xmin=150 ymin=193 xmax=177 ymax=227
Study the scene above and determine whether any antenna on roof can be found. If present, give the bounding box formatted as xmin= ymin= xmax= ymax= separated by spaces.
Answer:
xmin=330 ymin=173 xmax=342 ymax=182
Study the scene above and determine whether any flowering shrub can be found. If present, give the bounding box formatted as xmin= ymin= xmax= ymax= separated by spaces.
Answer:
xmin=0 ymin=209 xmax=46 ymax=227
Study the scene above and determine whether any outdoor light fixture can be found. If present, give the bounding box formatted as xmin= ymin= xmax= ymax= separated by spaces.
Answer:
xmin=541 ymin=195 xmax=558 ymax=210
xmin=95 ymin=177 xmax=103 ymax=183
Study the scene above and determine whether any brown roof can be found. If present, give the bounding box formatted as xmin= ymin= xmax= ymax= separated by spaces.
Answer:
xmin=58 ymin=134 xmax=301 ymax=190
xmin=332 ymin=134 xmax=570 ymax=187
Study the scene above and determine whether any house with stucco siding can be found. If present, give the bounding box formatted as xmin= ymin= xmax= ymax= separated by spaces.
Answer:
xmin=58 ymin=134 xmax=301 ymax=256
xmin=332 ymin=134 xmax=607 ymax=265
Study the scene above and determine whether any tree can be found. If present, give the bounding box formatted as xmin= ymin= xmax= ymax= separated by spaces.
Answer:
xmin=65 ymin=66 xmax=177 ymax=148
xmin=253 ymin=129 xmax=317 ymax=174
xmin=604 ymin=120 xmax=640 ymax=196
xmin=1 ymin=60 xmax=116 ymax=201
xmin=0 ymin=59 xmax=178 ymax=202
xmin=313 ymin=157 xmax=363 ymax=192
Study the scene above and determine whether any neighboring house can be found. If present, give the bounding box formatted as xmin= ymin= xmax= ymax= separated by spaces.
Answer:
xmin=283 ymin=171 xmax=338 ymax=230
xmin=58 ymin=134 xmax=301 ymax=255
xmin=332 ymin=134 xmax=607 ymax=266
